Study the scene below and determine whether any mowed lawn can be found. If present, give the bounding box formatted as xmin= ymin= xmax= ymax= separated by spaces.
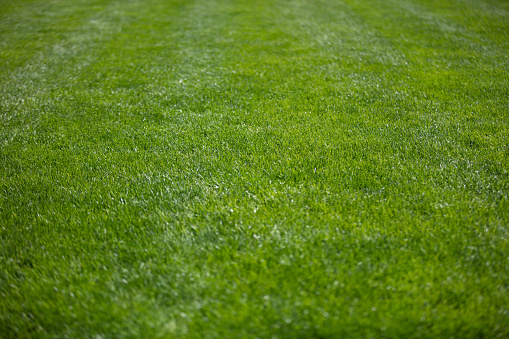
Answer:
xmin=1 ymin=0 xmax=509 ymax=337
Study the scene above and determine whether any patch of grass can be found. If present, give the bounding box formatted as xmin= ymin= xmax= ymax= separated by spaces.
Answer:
xmin=1 ymin=0 xmax=508 ymax=337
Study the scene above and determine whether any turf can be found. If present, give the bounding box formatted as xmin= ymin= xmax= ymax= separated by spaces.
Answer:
xmin=1 ymin=0 xmax=509 ymax=337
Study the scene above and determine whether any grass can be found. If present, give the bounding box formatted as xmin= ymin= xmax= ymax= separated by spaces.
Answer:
xmin=1 ymin=0 xmax=508 ymax=337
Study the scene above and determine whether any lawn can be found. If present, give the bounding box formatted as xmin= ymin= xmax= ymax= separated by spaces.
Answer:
xmin=1 ymin=0 xmax=509 ymax=337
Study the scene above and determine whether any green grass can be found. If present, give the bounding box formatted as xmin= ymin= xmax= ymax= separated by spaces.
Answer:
xmin=1 ymin=0 xmax=509 ymax=337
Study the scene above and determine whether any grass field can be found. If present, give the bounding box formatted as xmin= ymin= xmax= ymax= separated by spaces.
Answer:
xmin=1 ymin=0 xmax=509 ymax=337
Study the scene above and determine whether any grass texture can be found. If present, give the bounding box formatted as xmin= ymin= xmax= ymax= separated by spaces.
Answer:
xmin=1 ymin=0 xmax=509 ymax=337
